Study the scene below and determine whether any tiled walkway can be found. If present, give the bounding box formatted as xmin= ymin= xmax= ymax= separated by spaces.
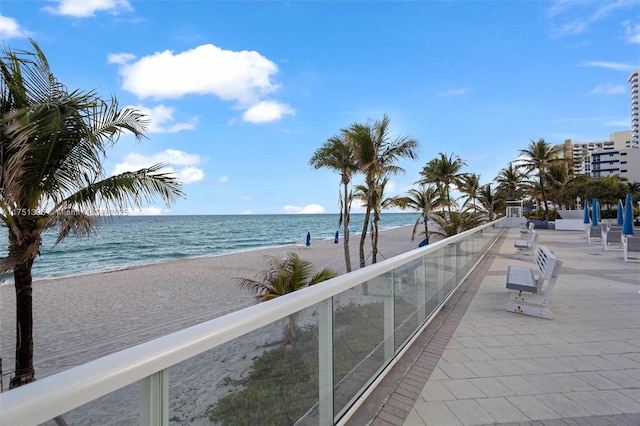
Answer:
xmin=348 ymin=227 xmax=640 ymax=426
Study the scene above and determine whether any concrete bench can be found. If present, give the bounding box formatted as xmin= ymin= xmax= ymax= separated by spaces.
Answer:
xmin=623 ymin=235 xmax=640 ymax=262
xmin=514 ymin=230 xmax=538 ymax=258
xmin=505 ymin=245 xmax=563 ymax=320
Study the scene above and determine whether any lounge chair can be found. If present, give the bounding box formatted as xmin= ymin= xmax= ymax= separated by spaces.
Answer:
xmin=623 ymin=236 xmax=640 ymax=262
xmin=587 ymin=226 xmax=602 ymax=244
xmin=602 ymin=229 xmax=623 ymax=251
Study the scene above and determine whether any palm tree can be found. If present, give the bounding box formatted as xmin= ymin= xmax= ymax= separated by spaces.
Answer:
xmin=518 ymin=138 xmax=563 ymax=221
xmin=418 ymin=152 xmax=466 ymax=216
xmin=233 ymin=252 xmax=337 ymax=335
xmin=309 ymin=132 xmax=357 ymax=272
xmin=344 ymin=114 xmax=418 ymax=267
xmin=429 ymin=208 xmax=483 ymax=240
xmin=459 ymin=173 xmax=481 ymax=213
xmin=0 ymin=40 xmax=184 ymax=388
xmin=477 ymin=183 xmax=500 ymax=221
xmin=395 ymin=185 xmax=441 ymax=245
xmin=494 ymin=163 xmax=526 ymax=201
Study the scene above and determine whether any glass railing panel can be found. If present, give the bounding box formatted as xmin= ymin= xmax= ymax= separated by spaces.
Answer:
xmin=39 ymin=382 xmax=140 ymax=425
xmin=393 ymin=258 xmax=426 ymax=350
xmin=332 ymin=278 xmax=391 ymax=419
xmin=181 ymin=307 xmax=321 ymax=426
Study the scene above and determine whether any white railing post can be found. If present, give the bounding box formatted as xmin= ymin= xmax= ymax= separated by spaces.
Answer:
xmin=140 ymin=369 xmax=168 ymax=426
xmin=318 ymin=298 xmax=334 ymax=425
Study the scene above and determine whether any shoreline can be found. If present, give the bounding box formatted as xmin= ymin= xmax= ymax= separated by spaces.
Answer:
xmin=1 ymin=223 xmax=418 ymax=286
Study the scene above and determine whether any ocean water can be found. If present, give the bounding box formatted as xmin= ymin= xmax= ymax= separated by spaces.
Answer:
xmin=1 ymin=213 xmax=419 ymax=283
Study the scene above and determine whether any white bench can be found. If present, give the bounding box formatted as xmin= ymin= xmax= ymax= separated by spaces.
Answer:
xmin=519 ymin=221 xmax=534 ymax=235
xmin=587 ymin=226 xmax=602 ymax=244
xmin=514 ymin=230 xmax=538 ymax=258
xmin=623 ymin=235 xmax=640 ymax=262
xmin=505 ymin=245 xmax=563 ymax=320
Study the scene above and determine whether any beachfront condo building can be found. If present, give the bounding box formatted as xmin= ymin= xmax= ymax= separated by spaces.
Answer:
xmin=561 ymin=130 xmax=639 ymax=180
xmin=629 ymin=69 xmax=639 ymax=148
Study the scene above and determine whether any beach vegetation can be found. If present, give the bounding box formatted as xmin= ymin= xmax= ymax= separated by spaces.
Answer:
xmin=309 ymin=132 xmax=357 ymax=272
xmin=210 ymin=300 xmax=416 ymax=425
xmin=0 ymin=40 xmax=184 ymax=388
xmin=233 ymin=252 xmax=337 ymax=335
xmin=343 ymin=114 xmax=418 ymax=267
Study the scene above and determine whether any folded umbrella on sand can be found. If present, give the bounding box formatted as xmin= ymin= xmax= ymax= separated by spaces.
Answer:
xmin=306 ymin=232 xmax=311 ymax=247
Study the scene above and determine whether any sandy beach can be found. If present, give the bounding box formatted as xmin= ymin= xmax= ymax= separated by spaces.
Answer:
xmin=0 ymin=225 xmax=418 ymax=401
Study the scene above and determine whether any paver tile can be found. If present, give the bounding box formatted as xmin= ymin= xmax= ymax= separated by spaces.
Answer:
xmin=441 ymin=379 xmax=486 ymax=399
xmin=411 ymin=401 xmax=462 ymax=426
xmin=475 ymin=397 xmax=530 ymax=423
xmin=419 ymin=380 xmax=455 ymax=401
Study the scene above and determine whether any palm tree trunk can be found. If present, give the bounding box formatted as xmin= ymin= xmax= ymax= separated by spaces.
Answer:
xmin=9 ymin=257 xmax=36 ymax=389
xmin=342 ymin=183 xmax=352 ymax=273
xmin=359 ymin=207 xmax=370 ymax=268
xmin=372 ymin=209 xmax=381 ymax=264
xmin=539 ymin=167 xmax=550 ymax=221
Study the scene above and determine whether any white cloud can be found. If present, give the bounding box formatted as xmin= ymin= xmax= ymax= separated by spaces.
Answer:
xmin=128 ymin=104 xmax=197 ymax=133
xmin=242 ymin=101 xmax=296 ymax=123
xmin=111 ymin=44 xmax=292 ymax=123
xmin=128 ymin=207 xmax=164 ymax=216
xmin=113 ymin=149 xmax=205 ymax=184
xmin=623 ymin=21 xmax=640 ymax=43
xmin=113 ymin=44 xmax=279 ymax=102
xmin=580 ymin=61 xmax=636 ymax=71
xmin=437 ymin=88 xmax=468 ymax=96
xmin=43 ymin=0 xmax=133 ymax=17
xmin=107 ymin=52 xmax=136 ymax=65
xmin=589 ymin=83 xmax=626 ymax=95
xmin=283 ymin=204 xmax=325 ymax=214
xmin=217 ymin=176 xmax=229 ymax=183
xmin=547 ymin=0 xmax=637 ymax=36
xmin=0 ymin=15 xmax=31 ymax=39
xmin=178 ymin=167 xmax=205 ymax=184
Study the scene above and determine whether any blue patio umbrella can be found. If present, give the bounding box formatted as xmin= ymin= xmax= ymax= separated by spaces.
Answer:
xmin=591 ymin=198 xmax=599 ymax=227
xmin=617 ymin=199 xmax=624 ymax=226
xmin=583 ymin=199 xmax=590 ymax=224
xmin=623 ymin=193 xmax=634 ymax=236
xmin=306 ymin=232 xmax=311 ymax=246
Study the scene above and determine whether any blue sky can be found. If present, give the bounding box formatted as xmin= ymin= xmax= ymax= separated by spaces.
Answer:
xmin=1 ymin=0 xmax=638 ymax=215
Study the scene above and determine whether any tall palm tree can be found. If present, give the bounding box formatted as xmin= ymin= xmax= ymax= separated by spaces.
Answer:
xmin=518 ymin=138 xmax=563 ymax=221
xmin=344 ymin=114 xmax=418 ymax=267
xmin=233 ymin=252 xmax=337 ymax=335
xmin=395 ymin=185 xmax=441 ymax=245
xmin=309 ymin=132 xmax=357 ymax=272
xmin=1 ymin=40 xmax=184 ymax=388
xmin=418 ymin=152 xmax=466 ymax=216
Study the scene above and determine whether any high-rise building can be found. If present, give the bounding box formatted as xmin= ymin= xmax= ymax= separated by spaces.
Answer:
xmin=629 ymin=69 xmax=639 ymax=148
